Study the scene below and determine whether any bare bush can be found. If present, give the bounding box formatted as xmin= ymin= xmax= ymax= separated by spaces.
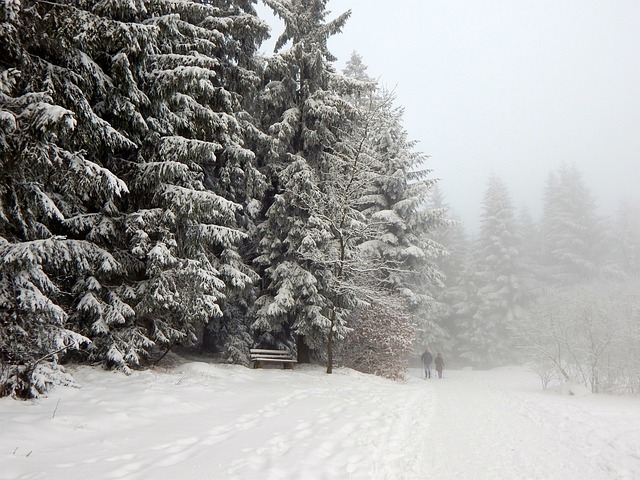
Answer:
xmin=339 ymin=303 xmax=416 ymax=380
xmin=515 ymin=280 xmax=640 ymax=394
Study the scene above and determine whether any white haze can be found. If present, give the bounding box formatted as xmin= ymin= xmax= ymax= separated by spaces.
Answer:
xmin=259 ymin=1 xmax=640 ymax=231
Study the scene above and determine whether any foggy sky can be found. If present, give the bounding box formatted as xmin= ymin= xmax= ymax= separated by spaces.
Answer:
xmin=258 ymin=1 xmax=640 ymax=232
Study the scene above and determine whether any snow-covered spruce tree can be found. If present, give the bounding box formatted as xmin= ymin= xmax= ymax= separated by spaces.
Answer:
xmin=308 ymin=80 xmax=438 ymax=373
xmin=354 ymin=88 xmax=446 ymax=343
xmin=337 ymin=56 xmax=446 ymax=371
xmin=342 ymin=50 xmax=372 ymax=82
xmin=251 ymin=0 xmax=359 ymax=369
xmin=458 ymin=174 xmax=526 ymax=367
xmin=1 ymin=0 xmax=269 ymax=396
xmin=252 ymin=17 xmax=444 ymax=375
xmin=120 ymin=0 xmax=269 ymax=365
xmin=608 ymin=199 xmax=640 ymax=278
xmin=516 ymin=203 xmax=545 ymax=297
xmin=0 ymin=1 xmax=133 ymax=396
xmin=418 ymin=184 xmax=467 ymax=353
xmin=311 ymin=58 xmax=443 ymax=374
xmin=540 ymin=164 xmax=604 ymax=285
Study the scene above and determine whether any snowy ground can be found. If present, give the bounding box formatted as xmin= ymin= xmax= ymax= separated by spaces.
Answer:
xmin=2 ymin=360 xmax=640 ymax=480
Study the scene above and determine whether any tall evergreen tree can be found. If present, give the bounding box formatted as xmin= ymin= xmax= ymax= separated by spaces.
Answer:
xmin=120 ymin=0 xmax=268 ymax=365
xmin=252 ymin=4 xmax=444 ymax=374
xmin=1 ymin=0 xmax=269 ymax=396
xmin=336 ymin=64 xmax=446 ymax=364
xmin=0 ymin=0 xmax=135 ymax=396
xmin=359 ymin=90 xmax=445 ymax=333
xmin=250 ymin=0 xmax=355 ymax=367
xmin=609 ymin=199 xmax=640 ymax=277
xmin=541 ymin=164 xmax=603 ymax=285
xmin=458 ymin=174 xmax=525 ymax=366
xmin=342 ymin=51 xmax=370 ymax=81
xmin=420 ymin=185 xmax=468 ymax=353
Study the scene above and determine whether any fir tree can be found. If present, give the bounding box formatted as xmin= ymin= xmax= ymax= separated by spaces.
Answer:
xmin=71 ymin=0 xmax=269 ymax=368
xmin=516 ymin=204 xmax=544 ymax=295
xmin=420 ymin=184 xmax=467 ymax=353
xmin=0 ymin=0 xmax=133 ymax=396
xmin=355 ymin=89 xmax=445 ymax=333
xmin=1 ymin=0 xmax=269 ymax=395
xmin=342 ymin=51 xmax=371 ymax=81
xmin=251 ymin=0 xmax=356 ymax=368
xmin=335 ymin=60 xmax=447 ymax=367
xmin=252 ymin=14 xmax=444 ymax=375
xmin=459 ymin=174 xmax=525 ymax=366
xmin=609 ymin=199 xmax=640 ymax=277
xmin=541 ymin=164 xmax=604 ymax=285
xmin=115 ymin=0 xmax=269 ymax=365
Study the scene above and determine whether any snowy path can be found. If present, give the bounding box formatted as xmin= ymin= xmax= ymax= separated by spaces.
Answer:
xmin=2 ymin=363 xmax=640 ymax=479
xmin=423 ymin=368 xmax=640 ymax=479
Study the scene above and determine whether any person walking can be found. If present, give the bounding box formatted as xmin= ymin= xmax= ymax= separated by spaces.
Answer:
xmin=434 ymin=352 xmax=445 ymax=379
xmin=421 ymin=348 xmax=433 ymax=379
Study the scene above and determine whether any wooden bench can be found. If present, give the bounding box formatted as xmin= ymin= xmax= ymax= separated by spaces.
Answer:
xmin=250 ymin=349 xmax=297 ymax=369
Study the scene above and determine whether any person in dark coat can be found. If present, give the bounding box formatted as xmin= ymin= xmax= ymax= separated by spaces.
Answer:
xmin=420 ymin=348 xmax=433 ymax=379
xmin=434 ymin=352 xmax=445 ymax=379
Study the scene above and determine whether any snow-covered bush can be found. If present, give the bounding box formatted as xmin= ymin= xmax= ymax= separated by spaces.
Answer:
xmin=340 ymin=304 xmax=416 ymax=381
xmin=515 ymin=280 xmax=640 ymax=394
xmin=0 ymin=359 xmax=79 ymax=399
xmin=527 ymin=357 xmax=564 ymax=391
xmin=202 ymin=310 xmax=255 ymax=366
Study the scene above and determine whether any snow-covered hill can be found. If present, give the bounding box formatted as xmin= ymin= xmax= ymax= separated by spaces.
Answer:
xmin=2 ymin=362 xmax=640 ymax=479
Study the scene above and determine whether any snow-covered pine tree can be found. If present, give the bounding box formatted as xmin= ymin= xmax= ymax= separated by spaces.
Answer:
xmin=541 ymin=164 xmax=604 ymax=285
xmin=354 ymin=88 xmax=446 ymax=338
xmin=418 ymin=184 xmax=466 ymax=352
xmin=86 ymin=0 xmax=271 ymax=366
xmin=1 ymin=0 xmax=270 ymax=396
xmin=608 ymin=199 xmax=640 ymax=278
xmin=313 ymin=76 xmax=435 ymax=373
xmin=118 ymin=0 xmax=269 ymax=365
xmin=516 ymin=204 xmax=544 ymax=295
xmin=252 ymin=12 xmax=444 ymax=374
xmin=0 ymin=0 xmax=133 ymax=396
xmin=251 ymin=0 xmax=359 ymax=368
xmin=342 ymin=51 xmax=371 ymax=82
xmin=337 ymin=56 xmax=446 ymax=370
xmin=458 ymin=174 xmax=525 ymax=366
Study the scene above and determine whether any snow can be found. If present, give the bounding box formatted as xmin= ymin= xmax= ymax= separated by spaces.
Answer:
xmin=28 ymin=103 xmax=77 ymax=132
xmin=2 ymin=362 xmax=640 ymax=479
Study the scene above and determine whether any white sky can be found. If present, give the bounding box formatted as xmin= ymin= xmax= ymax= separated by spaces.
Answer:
xmin=257 ymin=0 xmax=640 ymax=232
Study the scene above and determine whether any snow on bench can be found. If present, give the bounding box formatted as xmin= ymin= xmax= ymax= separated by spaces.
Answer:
xmin=250 ymin=349 xmax=297 ymax=369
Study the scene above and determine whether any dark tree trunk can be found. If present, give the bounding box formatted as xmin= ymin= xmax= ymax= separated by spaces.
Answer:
xmin=296 ymin=335 xmax=311 ymax=364
xmin=201 ymin=320 xmax=219 ymax=353
xmin=327 ymin=311 xmax=334 ymax=374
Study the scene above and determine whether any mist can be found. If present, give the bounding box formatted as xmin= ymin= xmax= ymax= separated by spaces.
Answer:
xmin=319 ymin=0 xmax=640 ymax=232
xmin=253 ymin=0 xmax=640 ymax=380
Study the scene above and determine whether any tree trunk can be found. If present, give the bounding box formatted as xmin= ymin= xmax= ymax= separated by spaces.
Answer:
xmin=296 ymin=335 xmax=310 ymax=364
xmin=201 ymin=321 xmax=217 ymax=353
xmin=327 ymin=309 xmax=336 ymax=374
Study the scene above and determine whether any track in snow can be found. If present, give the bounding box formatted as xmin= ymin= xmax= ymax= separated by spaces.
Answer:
xmin=3 ymin=364 xmax=640 ymax=480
